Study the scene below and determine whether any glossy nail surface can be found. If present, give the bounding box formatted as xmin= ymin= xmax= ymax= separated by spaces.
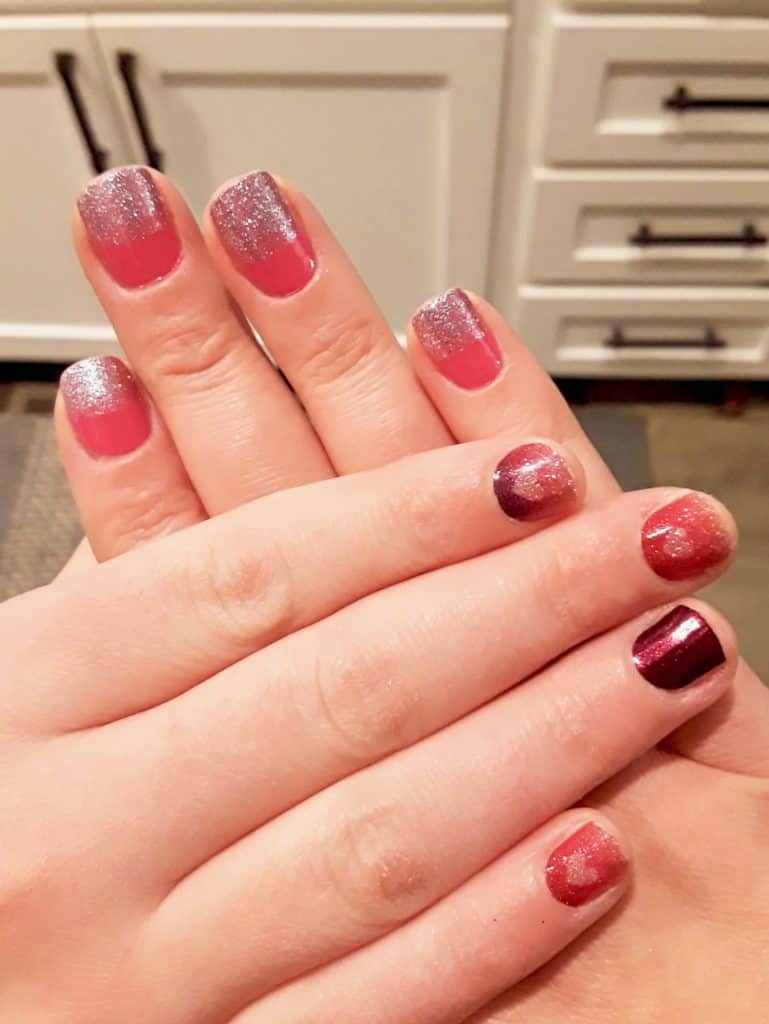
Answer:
xmin=633 ymin=605 xmax=725 ymax=691
xmin=77 ymin=167 xmax=181 ymax=288
xmin=493 ymin=443 xmax=576 ymax=521
xmin=642 ymin=493 xmax=733 ymax=581
xmin=546 ymin=823 xmax=628 ymax=908
xmin=61 ymin=357 xmax=151 ymax=456
xmin=210 ymin=171 xmax=316 ymax=297
xmin=412 ymin=289 xmax=503 ymax=389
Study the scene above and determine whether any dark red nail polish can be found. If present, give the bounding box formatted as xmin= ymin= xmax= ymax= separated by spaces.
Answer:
xmin=493 ymin=443 xmax=576 ymax=521
xmin=546 ymin=823 xmax=628 ymax=908
xmin=77 ymin=167 xmax=181 ymax=288
xmin=642 ymin=493 xmax=733 ymax=581
xmin=61 ymin=357 xmax=151 ymax=457
xmin=412 ymin=289 xmax=503 ymax=389
xmin=210 ymin=171 xmax=316 ymax=297
xmin=632 ymin=605 xmax=725 ymax=691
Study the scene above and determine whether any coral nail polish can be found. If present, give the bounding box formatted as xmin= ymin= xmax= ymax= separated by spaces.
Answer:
xmin=546 ymin=823 xmax=628 ymax=908
xmin=642 ymin=493 xmax=733 ymax=581
xmin=412 ymin=289 xmax=503 ymax=389
xmin=493 ymin=443 xmax=577 ymax=521
xmin=77 ymin=167 xmax=181 ymax=288
xmin=60 ymin=357 xmax=151 ymax=457
xmin=210 ymin=171 xmax=316 ymax=297
xmin=632 ymin=605 xmax=726 ymax=691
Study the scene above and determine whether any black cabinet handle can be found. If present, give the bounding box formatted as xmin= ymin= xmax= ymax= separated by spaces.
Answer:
xmin=604 ymin=326 xmax=727 ymax=351
xmin=629 ymin=222 xmax=767 ymax=248
xmin=116 ymin=51 xmax=164 ymax=171
xmin=663 ymin=84 xmax=769 ymax=112
xmin=55 ymin=52 xmax=109 ymax=174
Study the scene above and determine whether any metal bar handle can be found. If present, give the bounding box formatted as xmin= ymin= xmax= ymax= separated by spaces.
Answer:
xmin=663 ymin=84 xmax=769 ymax=112
xmin=629 ymin=222 xmax=768 ymax=248
xmin=116 ymin=51 xmax=164 ymax=171
xmin=605 ymin=325 xmax=728 ymax=350
xmin=55 ymin=52 xmax=109 ymax=175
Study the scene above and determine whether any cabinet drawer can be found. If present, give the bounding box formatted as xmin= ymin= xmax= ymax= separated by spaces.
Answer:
xmin=516 ymin=286 xmax=769 ymax=379
xmin=544 ymin=16 xmax=769 ymax=166
xmin=528 ymin=171 xmax=769 ymax=284
xmin=564 ymin=1 xmax=769 ymax=12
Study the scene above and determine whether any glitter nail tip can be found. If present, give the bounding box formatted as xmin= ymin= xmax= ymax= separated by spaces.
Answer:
xmin=546 ymin=823 xmax=628 ymax=908
xmin=641 ymin=493 xmax=734 ymax=582
xmin=632 ymin=605 xmax=726 ymax=691
xmin=210 ymin=171 xmax=316 ymax=297
xmin=60 ymin=356 xmax=151 ymax=457
xmin=493 ymin=443 xmax=577 ymax=521
xmin=77 ymin=167 xmax=181 ymax=288
xmin=412 ymin=289 xmax=503 ymax=389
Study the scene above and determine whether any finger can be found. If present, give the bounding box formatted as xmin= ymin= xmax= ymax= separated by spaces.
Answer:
xmin=408 ymin=289 xmax=620 ymax=503
xmin=235 ymin=812 xmax=630 ymax=1024
xmin=143 ymin=601 xmax=733 ymax=1018
xmin=18 ymin=436 xmax=587 ymax=730
xmin=56 ymin=539 xmax=95 ymax=580
xmin=54 ymin=358 xmax=206 ymax=560
xmin=204 ymin=171 xmax=451 ymax=471
xmin=74 ymin=166 xmax=332 ymax=514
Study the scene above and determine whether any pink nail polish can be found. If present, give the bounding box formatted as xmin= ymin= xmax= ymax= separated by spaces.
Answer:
xmin=77 ymin=167 xmax=181 ymax=288
xmin=633 ymin=605 xmax=725 ymax=690
xmin=642 ymin=493 xmax=733 ymax=581
xmin=412 ymin=289 xmax=503 ymax=389
xmin=493 ymin=443 xmax=577 ymax=521
xmin=210 ymin=171 xmax=316 ymax=297
xmin=546 ymin=823 xmax=628 ymax=908
xmin=60 ymin=357 xmax=151 ymax=457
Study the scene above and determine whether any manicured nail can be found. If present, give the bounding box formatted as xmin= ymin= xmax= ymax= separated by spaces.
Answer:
xmin=412 ymin=289 xmax=503 ymax=389
xmin=60 ymin=357 xmax=151 ymax=457
xmin=632 ymin=605 xmax=726 ymax=691
xmin=546 ymin=822 xmax=628 ymax=907
xmin=77 ymin=167 xmax=181 ymax=288
xmin=493 ymin=443 xmax=577 ymax=521
xmin=642 ymin=493 xmax=733 ymax=581
xmin=210 ymin=171 xmax=316 ymax=297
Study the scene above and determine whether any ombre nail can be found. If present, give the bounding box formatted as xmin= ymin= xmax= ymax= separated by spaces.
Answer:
xmin=77 ymin=167 xmax=181 ymax=288
xmin=61 ymin=357 xmax=151 ymax=457
xmin=493 ymin=443 xmax=577 ymax=521
xmin=632 ymin=605 xmax=726 ymax=691
xmin=642 ymin=493 xmax=733 ymax=581
xmin=546 ymin=823 xmax=628 ymax=908
xmin=210 ymin=171 xmax=316 ymax=297
xmin=412 ymin=289 xmax=503 ymax=389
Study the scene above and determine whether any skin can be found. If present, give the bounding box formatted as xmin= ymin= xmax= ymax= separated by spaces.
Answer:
xmin=56 ymin=168 xmax=769 ymax=1021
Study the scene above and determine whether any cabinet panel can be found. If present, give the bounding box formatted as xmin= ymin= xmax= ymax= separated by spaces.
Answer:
xmin=564 ymin=1 xmax=769 ymax=12
xmin=93 ymin=13 xmax=507 ymax=332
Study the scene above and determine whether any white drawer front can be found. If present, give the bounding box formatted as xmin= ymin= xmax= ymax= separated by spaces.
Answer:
xmin=545 ymin=17 xmax=769 ymax=166
xmin=528 ymin=171 xmax=769 ymax=284
xmin=517 ymin=286 xmax=769 ymax=378
xmin=564 ymin=1 xmax=769 ymax=12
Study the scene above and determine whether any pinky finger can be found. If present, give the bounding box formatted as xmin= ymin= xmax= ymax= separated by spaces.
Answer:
xmin=55 ymin=356 xmax=206 ymax=561
xmin=237 ymin=810 xmax=630 ymax=1024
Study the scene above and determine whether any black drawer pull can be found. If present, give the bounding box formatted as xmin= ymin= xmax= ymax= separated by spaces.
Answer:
xmin=663 ymin=84 xmax=769 ymax=112
xmin=629 ymin=222 xmax=767 ymax=248
xmin=117 ymin=51 xmax=164 ymax=171
xmin=605 ymin=326 xmax=727 ymax=350
xmin=55 ymin=52 xmax=109 ymax=174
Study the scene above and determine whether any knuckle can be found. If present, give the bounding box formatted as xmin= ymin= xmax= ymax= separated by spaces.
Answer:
xmin=108 ymin=484 xmax=200 ymax=551
xmin=534 ymin=539 xmax=602 ymax=641
xmin=143 ymin=308 xmax=245 ymax=387
xmin=300 ymin=310 xmax=386 ymax=390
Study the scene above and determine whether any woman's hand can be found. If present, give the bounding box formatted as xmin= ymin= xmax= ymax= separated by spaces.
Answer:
xmin=0 ymin=432 xmax=739 ymax=1022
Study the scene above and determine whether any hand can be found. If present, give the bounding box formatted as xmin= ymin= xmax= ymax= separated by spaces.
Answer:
xmin=56 ymin=167 xmax=768 ymax=1019
xmin=1 ymin=433 xmax=739 ymax=1021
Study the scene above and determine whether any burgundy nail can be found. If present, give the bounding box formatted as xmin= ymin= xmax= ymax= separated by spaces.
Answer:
xmin=642 ymin=493 xmax=733 ymax=581
xmin=493 ymin=443 xmax=577 ymax=521
xmin=210 ymin=171 xmax=316 ymax=297
xmin=60 ymin=357 xmax=151 ymax=457
xmin=77 ymin=167 xmax=181 ymax=288
xmin=546 ymin=822 xmax=628 ymax=908
xmin=412 ymin=289 xmax=503 ymax=389
xmin=632 ymin=605 xmax=726 ymax=691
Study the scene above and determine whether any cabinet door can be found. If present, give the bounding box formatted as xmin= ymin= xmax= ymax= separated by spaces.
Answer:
xmin=93 ymin=13 xmax=507 ymax=333
xmin=0 ymin=17 xmax=131 ymax=361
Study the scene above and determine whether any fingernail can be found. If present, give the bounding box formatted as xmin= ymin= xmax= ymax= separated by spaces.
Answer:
xmin=412 ymin=289 xmax=503 ymax=389
xmin=632 ymin=605 xmax=726 ymax=691
xmin=493 ymin=443 xmax=577 ymax=521
xmin=77 ymin=167 xmax=181 ymax=288
xmin=60 ymin=357 xmax=151 ymax=457
xmin=210 ymin=171 xmax=316 ymax=297
xmin=546 ymin=822 xmax=628 ymax=908
xmin=642 ymin=493 xmax=734 ymax=581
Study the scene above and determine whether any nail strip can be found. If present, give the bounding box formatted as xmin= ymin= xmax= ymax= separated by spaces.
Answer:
xmin=60 ymin=357 xmax=151 ymax=457
xmin=632 ymin=605 xmax=726 ymax=691
xmin=412 ymin=289 xmax=503 ymax=389
xmin=493 ymin=443 xmax=577 ymax=521
xmin=642 ymin=493 xmax=733 ymax=582
xmin=546 ymin=822 xmax=628 ymax=908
